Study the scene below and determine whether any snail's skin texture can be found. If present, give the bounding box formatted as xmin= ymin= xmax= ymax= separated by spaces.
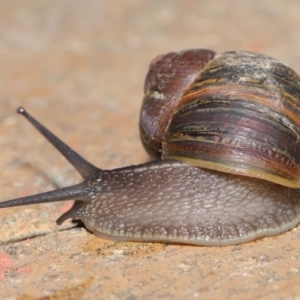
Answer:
xmin=61 ymin=161 xmax=300 ymax=246
xmin=1 ymin=49 xmax=300 ymax=246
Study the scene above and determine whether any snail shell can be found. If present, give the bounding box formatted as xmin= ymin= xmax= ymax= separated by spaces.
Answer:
xmin=1 ymin=49 xmax=300 ymax=246
xmin=141 ymin=49 xmax=300 ymax=188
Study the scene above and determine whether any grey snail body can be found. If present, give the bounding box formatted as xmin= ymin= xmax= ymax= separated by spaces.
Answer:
xmin=1 ymin=49 xmax=300 ymax=246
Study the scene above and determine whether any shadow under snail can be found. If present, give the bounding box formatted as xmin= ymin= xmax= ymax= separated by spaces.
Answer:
xmin=1 ymin=49 xmax=300 ymax=246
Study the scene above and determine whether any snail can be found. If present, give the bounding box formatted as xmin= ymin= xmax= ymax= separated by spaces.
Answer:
xmin=1 ymin=49 xmax=300 ymax=246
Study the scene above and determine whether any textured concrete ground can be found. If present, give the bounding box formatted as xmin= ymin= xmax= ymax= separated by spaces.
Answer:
xmin=0 ymin=0 xmax=300 ymax=299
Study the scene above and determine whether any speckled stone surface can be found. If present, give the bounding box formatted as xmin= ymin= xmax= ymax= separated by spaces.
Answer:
xmin=0 ymin=0 xmax=300 ymax=299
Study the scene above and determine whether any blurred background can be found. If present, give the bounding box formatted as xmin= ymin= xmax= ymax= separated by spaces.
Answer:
xmin=0 ymin=1 xmax=300 ymax=299
xmin=1 ymin=0 xmax=299 ymax=168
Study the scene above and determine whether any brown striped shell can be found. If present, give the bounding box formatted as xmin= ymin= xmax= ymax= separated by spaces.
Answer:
xmin=140 ymin=49 xmax=300 ymax=188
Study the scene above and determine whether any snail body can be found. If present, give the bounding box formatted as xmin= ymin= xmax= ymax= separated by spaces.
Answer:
xmin=1 ymin=49 xmax=300 ymax=246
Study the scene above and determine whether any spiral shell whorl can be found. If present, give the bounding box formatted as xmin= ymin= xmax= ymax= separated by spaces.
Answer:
xmin=140 ymin=49 xmax=216 ymax=158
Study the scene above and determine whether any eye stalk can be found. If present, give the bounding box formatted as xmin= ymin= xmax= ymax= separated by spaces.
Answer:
xmin=0 ymin=107 xmax=99 ymax=210
xmin=16 ymin=107 xmax=99 ymax=179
